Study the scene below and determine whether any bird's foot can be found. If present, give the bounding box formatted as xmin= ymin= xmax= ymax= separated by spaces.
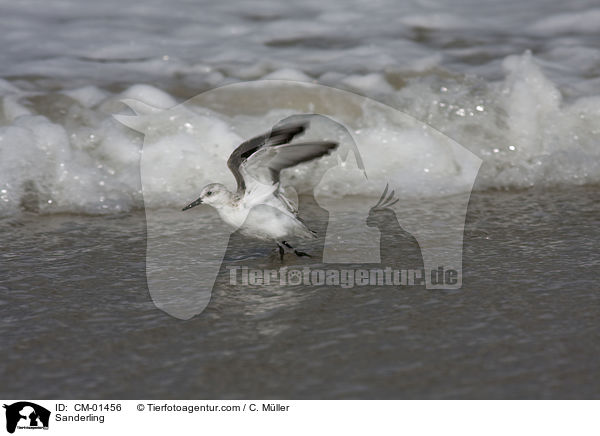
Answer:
xmin=281 ymin=241 xmax=312 ymax=258
xmin=277 ymin=241 xmax=311 ymax=260
xmin=294 ymin=250 xmax=311 ymax=258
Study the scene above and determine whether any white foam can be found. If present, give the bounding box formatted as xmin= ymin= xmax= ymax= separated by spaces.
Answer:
xmin=2 ymin=96 xmax=32 ymax=121
xmin=342 ymin=73 xmax=395 ymax=95
xmin=62 ymin=86 xmax=109 ymax=108
xmin=0 ymin=38 xmax=599 ymax=216
xmin=0 ymin=78 xmax=20 ymax=95
xmin=262 ymin=68 xmax=312 ymax=82
xmin=399 ymin=13 xmax=473 ymax=30
xmin=530 ymin=8 xmax=600 ymax=34
xmin=119 ymin=84 xmax=178 ymax=109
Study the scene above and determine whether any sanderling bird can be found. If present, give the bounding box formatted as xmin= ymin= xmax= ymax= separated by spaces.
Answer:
xmin=182 ymin=121 xmax=338 ymax=260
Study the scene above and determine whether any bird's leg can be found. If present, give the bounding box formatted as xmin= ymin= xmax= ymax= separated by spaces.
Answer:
xmin=276 ymin=243 xmax=285 ymax=261
xmin=282 ymin=241 xmax=311 ymax=258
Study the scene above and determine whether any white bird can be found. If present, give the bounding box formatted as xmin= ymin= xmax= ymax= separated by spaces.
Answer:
xmin=182 ymin=121 xmax=338 ymax=259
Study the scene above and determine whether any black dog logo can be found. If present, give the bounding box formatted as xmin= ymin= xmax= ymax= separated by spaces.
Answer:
xmin=3 ymin=402 xmax=50 ymax=434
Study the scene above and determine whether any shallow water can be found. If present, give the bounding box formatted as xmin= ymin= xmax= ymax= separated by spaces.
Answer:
xmin=1 ymin=186 xmax=598 ymax=398
xmin=1 ymin=0 xmax=600 ymax=399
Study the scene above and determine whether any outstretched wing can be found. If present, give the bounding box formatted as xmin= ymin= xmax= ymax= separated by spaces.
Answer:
xmin=228 ymin=121 xmax=307 ymax=193
xmin=227 ymin=121 xmax=338 ymax=193
xmin=245 ymin=140 xmax=338 ymax=184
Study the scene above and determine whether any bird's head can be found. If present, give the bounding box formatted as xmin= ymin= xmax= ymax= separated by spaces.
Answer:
xmin=182 ymin=183 xmax=232 ymax=211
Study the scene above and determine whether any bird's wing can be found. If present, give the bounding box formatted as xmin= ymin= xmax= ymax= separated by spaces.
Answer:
xmin=227 ymin=121 xmax=308 ymax=193
xmin=245 ymin=140 xmax=338 ymax=184
xmin=240 ymin=140 xmax=338 ymax=214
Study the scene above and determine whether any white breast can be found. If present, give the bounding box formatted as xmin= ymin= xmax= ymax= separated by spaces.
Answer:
xmin=217 ymin=204 xmax=250 ymax=229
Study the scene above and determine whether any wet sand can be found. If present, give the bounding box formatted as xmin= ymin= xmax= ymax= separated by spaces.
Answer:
xmin=1 ymin=185 xmax=599 ymax=398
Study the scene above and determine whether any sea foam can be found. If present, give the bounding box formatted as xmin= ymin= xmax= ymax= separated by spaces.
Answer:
xmin=1 ymin=52 xmax=599 ymax=216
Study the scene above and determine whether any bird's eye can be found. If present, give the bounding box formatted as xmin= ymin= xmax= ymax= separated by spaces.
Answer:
xmin=207 ymin=191 xmax=212 ymax=196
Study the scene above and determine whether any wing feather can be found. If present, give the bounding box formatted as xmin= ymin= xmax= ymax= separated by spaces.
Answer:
xmin=244 ymin=141 xmax=338 ymax=184
xmin=227 ymin=120 xmax=338 ymax=219
xmin=227 ymin=122 xmax=308 ymax=193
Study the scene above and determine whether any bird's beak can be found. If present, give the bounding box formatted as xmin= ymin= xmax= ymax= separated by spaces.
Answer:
xmin=182 ymin=197 xmax=202 ymax=211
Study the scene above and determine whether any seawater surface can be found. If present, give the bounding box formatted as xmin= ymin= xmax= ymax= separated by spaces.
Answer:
xmin=1 ymin=187 xmax=599 ymax=398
